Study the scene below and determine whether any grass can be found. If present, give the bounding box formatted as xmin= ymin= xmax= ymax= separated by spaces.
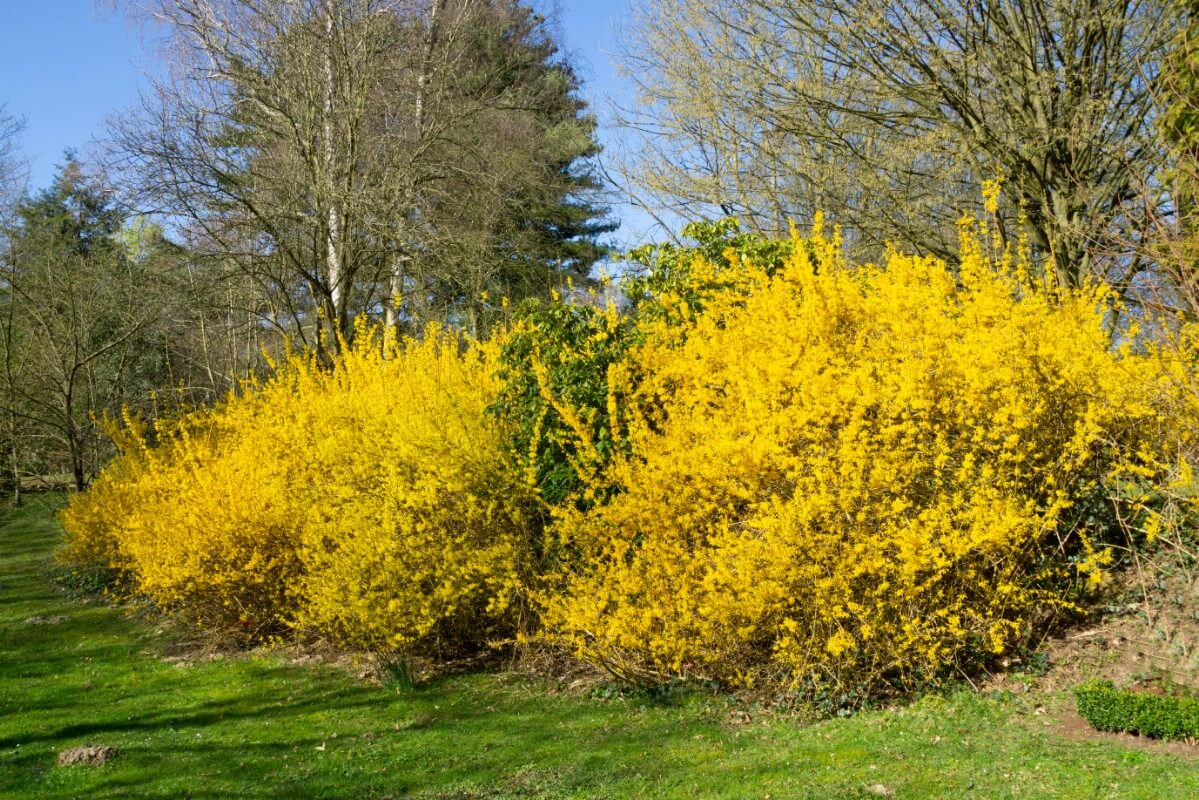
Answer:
xmin=1 ymin=497 xmax=1196 ymax=799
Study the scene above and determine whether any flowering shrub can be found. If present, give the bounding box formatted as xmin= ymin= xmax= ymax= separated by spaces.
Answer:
xmin=62 ymin=394 xmax=308 ymax=633
xmin=59 ymin=213 xmax=1199 ymax=697
xmin=289 ymin=330 xmax=533 ymax=650
xmin=61 ymin=326 xmax=533 ymax=650
xmin=539 ymin=217 xmax=1179 ymax=693
xmin=489 ymin=220 xmax=793 ymax=516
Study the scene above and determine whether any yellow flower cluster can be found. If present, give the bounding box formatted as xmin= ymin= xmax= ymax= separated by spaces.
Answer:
xmin=61 ymin=325 xmax=533 ymax=649
xmin=59 ymin=214 xmax=1196 ymax=694
xmin=540 ymin=218 xmax=1177 ymax=692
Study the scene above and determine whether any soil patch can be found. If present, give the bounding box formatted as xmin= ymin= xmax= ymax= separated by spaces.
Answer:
xmin=57 ymin=745 xmax=118 ymax=767
xmin=1055 ymin=704 xmax=1199 ymax=759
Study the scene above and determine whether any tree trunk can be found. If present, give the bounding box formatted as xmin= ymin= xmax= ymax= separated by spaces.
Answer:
xmin=323 ymin=0 xmax=344 ymax=348
xmin=66 ymin=423 xmax=86 ymax=493
xmin=9 ymin=410 xmax=20 ymax=507
xmin=385 ymin=251 xmax=407 ymax=342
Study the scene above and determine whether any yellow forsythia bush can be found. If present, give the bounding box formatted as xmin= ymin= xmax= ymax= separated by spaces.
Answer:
xmin=61 ymin=326 xmax=534 ymax=650
xmin=541 ymin=217 xmax=1179 ymax=693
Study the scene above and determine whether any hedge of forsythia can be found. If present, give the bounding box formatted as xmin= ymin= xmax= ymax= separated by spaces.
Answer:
xmin=61 ymin=327 xmax=534 ymax=650
xmin=537 ymin=218 xmax=1183 ymax=692
xmin=59 ymin=215 xmax=1196 ymax=697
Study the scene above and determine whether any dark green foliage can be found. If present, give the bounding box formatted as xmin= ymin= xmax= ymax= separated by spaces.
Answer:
xmin=489 ymin=219 xmax=800 ymax=524
xmin=621 ymin=217 xmax=794 ymax=322
xmin=466 ymin=5 xmax=618 ymax=288
xmin=408 ymin=2 xmax=617 ymax=336
xmin=1074 ymin=679 xmax=1199 ymax=740
xmin=490 ymin=297 xmax=639 ymax=511
xmin=14 ymin=153 xmax=123 ymax=258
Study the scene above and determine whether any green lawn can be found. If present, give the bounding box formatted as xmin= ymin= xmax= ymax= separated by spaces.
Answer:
xmin=0 ymin=496 xmax=1195 ymax=799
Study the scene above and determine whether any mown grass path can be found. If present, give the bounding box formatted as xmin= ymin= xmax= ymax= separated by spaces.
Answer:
xmin=1 ymin=496 xmax=1196 ymax=799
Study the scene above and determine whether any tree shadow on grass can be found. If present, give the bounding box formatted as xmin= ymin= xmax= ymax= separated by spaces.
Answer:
xmin=2 ymin=663 xmax=734 ymax=799
xmin=0 ymin=496 xmax=876 ymax=800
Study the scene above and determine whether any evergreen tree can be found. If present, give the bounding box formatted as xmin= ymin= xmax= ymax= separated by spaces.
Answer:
xmin=413 ymin=3 xmax=617 ymax=305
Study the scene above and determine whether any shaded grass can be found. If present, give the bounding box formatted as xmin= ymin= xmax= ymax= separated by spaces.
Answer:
xmin=0 ymin=496 xmax=1195 ymax=799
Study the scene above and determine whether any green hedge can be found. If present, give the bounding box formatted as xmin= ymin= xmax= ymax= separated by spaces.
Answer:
xmin=1074 ymin=679 xmax=1199 ymax=740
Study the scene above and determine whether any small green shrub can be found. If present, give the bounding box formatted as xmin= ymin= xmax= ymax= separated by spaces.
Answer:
xmin=45 ymin=561 xmax=122 ymax=600
xmin=376 ymin=653 xmax=417 ymax=691
xmin=1074 ymin=679 xmax=1199 ymax=740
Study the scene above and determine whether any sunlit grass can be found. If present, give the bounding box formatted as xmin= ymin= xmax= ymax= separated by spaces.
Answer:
xmin=0 ymin=496 xmax=1194 ymax=799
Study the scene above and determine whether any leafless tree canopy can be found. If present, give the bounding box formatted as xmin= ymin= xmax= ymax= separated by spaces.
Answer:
xmin=0 ymin=107 xmax=27 ymax=224
xmin=111 ymin=0 xmax=611 ymax=350
xmin=618 ymin=0 xmax=1173 ymax=290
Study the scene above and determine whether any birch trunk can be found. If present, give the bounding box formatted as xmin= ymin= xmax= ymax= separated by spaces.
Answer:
xmin=323 ymin=0 xmax=344 ymax=347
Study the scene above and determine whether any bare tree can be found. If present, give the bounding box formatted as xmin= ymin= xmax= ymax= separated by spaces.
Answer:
xmin=0 ymin=107 xmax=25 ymax=215
xmin=618 ymin=0 xmax=1173 ymax=288
xmin=1153 ymin=0 xmax=1199 ymax=317
xmin=0 ymin=158 xmax=158 ymax=493
xmin=0 ymin=106 xmax=27 ymax=503
xmin=110 ymin=0 xmax=613 ymax=351
xmin=110 ymin=0 xmax=401 ymax=355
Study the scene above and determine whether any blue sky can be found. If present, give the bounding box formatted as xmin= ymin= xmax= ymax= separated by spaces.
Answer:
xmin=0 ymin=3 xmax=152 ymax=188
xmin=0 ymin=0 xmax=654 ymax=246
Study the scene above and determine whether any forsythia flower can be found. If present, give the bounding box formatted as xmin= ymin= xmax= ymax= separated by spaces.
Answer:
xmin=59 ymin=213 xmax=1199 ymax=697
xmin=538 ymin=218 xmax=1181 ymax=693
xmin=61 ymin=324 xmax=534 ymax=651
